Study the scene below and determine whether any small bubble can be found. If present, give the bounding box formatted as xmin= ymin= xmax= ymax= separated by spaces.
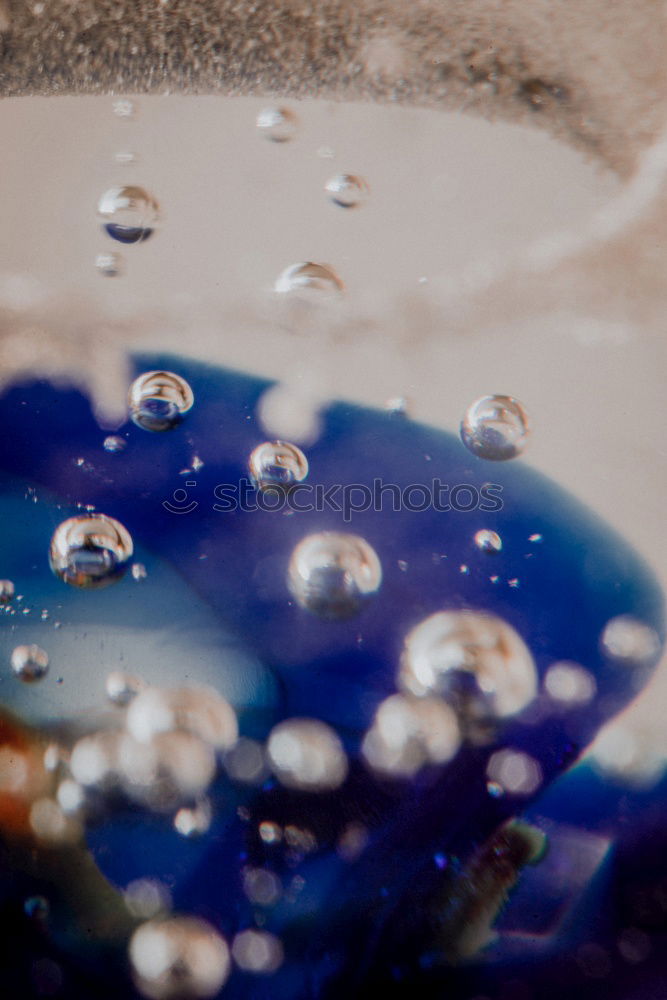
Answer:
xmin=98 ymin=185 xmax=159 ymax=244
xmin=174 ymin=798 xmax=212 ymax=837
xmin=267 ymin=718 xmax=348 ymax=791
xmin=460 ymin=395 xmax=530 ymax=461
xmin=10 ymin=644 xmax=49 ymax=682
xmin=0 ymin=579 xmax=14 ymax=604
xmin=385 ymin=396 xmax=411 ymax=418
xmin=95 ymin=251 xmax=123 ymax=277
xmin=256 ymin=106 xmax=298 ymax=143
xmin=224 ymin=738 xmax=267 ymax=785
xmin=287 ymin=531 xmax=382 ymax=620
xmin=112 ymin=98 xmax=136 ymax=119
xmin=249 ymin=440 xmax=309 ymax=490
xmin=50 ymin=514 xmax=133 ymax=588
xmin=324 ymin=173 xmax=369 ymax=208
xmin=600 ymin=615 xmax=661 ymax=666
xmin=129 ymin=917 xmax=230 ymax=999
xmin=474 ymin=529 xmax=502 ymax=553
xmin=232 ymin=929 xmax=284 ymax=974
xmin=106 ymin=670 xmax=145 ymax=706
xmin=399 ymin=610 xmax=537 ymax=740
xmin=275 ymin=261 xmax=344 ymax=299
xmin=114 ymin=151 xmax=137 ymax=165
xmin=131 ymin=562 xmax=147 ymax=581
xmin=103 ymin=435 xmax=126 ymax=453
xmin=24 ymin=896 xmax=49 ymax=921
xmin=128 ymin=370 xmax=194 ymax=432
xmin=124 ymin=879 xmax=172 ymax=919
xmin=259 ymin=820 xmax=282 ymax=844
xmin=528 ymin=533 xmax=543 ymax=543
xmin=56 ymin=779 xmax=85 ymax=815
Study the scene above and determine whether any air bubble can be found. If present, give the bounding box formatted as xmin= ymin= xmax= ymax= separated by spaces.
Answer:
xmin=98 ymin=185 xmax=159 ymax=244
xmin=112 ymin=99 xmax=136 ymax=119
xmin=267 ymin=718 xmax=348 ymax=791
xmin=460 ymin=395 xmax=530 ymax=461
xmin=24 ymin=896 xmax=49 ymax=921
xmin=232 ymin=930 xmax=284 ymax=974
xmin=600 ymin=615 xmax=661 ymax=666
xmin=486 ymin=748 xmax=543 ymax=796
xmin=275 ymin=262 xmax=344 ymax=299
xmin=95 ymin=251 xmax=123 ymax=277
xmin=249 ymin=440 xmax=309 ymax=490
xmin=399 ymin=610 xmax=537 ymax=739
xmin=544 ymin=661 xmax=596 ymax=706
xmin=324 ymin=173 xmax=369 ymax=208
xmin=256 ymin=106 xmax=298 ymax=143
xmin=129 ymin=371 xmax=194 ymax=432
xmin=362 ymin=693 xmax=460 ymax=778
xmin=174 ymin=798 xmax=212 ymax=838
xmin=10 ymin=644 xmax=49 ymax=682
xmin=49 ymin=514 xmax=133 ymax=588
xmin=103 ymin=435 xmax=126 ymax=453
xmin=129 ymin=917 xmax=230 ymax=1000
xmin=126 ymin=686 xmax=238 ymax=750
xmin=474 ymin=529 xmax=502 ymax=553
xmin=106 ymin=670 xmax=146 ymax=706
xmin=287 ymin=531 xmax=382 ymax=620
xmin=0 ymin=579 xmax=14 ymax=604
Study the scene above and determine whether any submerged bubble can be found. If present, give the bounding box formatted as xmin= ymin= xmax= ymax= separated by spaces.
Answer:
xmin=129 ymin=917 xmax=230 ymax=1000
xmin=112 ymin=98 xmax=136 ymax=119
xmin=124 ymin=879 xmax=172 ymax=920
xmin=174 ymin=798 xmax=212 ymax=838
xmin=126 ymin=686 xmax=238 ymax=750
xmin=97 ymin=185 xmax=159 ymax=244
xmin=486 ymin=748 xmax=543 ymax=796
xmin=95 ymin=251 xmax=123 ymax=277
xmin=474 ymin=529 xmax=502 ymax=553
xmin=399 ymin=610 xmax=537 ymax=739
xmin=0 ymin=579 xmax=14 ymax=604
xmin=129 ymin=371 xmax=194 ymax=432
xmin=10 ymin=644 xmax=49 ymax=682
xmin=287 ymin=531 xmax=382 ymax=620
xmin=600 ymin=615 xmax=661 ymax=666
xmin=275 ymin=262 xmax=344 ymax=299
xmin=118 ymin=730 xmax=217 ymax=812
xmin=362 ymin=693 xmax=461 ymax=778
xmin=544 ymin=661 xmax=596 ymax=706
xmin=114 ymin=150 xmax=137 ymax=165
xmin=267 ymin=718 xmax=348 ymax=791
xmin=24 ymin=896 xmax=49 ymax=921
xmin=103 ymin=434 xmax=127 ymax=453
xmin=460 ymin=395 xmax=530 ymax=461
xmin=232 ymin=930 xmax=284 ymax=974
xmin=242 ymin=867 xmax=282 ymax=907
xmin=249 ymin=440 xmax=309 ymax=490
xmin=256 ymin=106 xmax=298 ymax=143
xmin=106 ymin=670 xmax=146 ymax=706
xmin=49 ymin=514 xmax=133 ymax=588
xmin=324 ymin=173 xmax=369 ymax=208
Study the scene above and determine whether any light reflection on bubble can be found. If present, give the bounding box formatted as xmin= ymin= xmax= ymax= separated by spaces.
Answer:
xmin=49 ymin=514 xmax=133 ymax=589
xmin=249 ymin=440 xmax=309 ymax=490
xmin=128 ymin=371 xmax=194 ymax=433
xmin=10 ymin=644 xmax=49 ymax=682
xmin=118 ymin=730 xmax=216 ymax=812
xmin=232 ymin=929 xmax=284 ymax=974
xmin=126 ymin=686 xmax=238 ymax=750
xmin=256 ymin=106 xmax=298 ymax=142
xmin=399 ymin=610 xmax=537 ymax=739
xmin=274 ymin=261 xmax=344 ymax=299
xmin=174 ymin=798 xmax=212 ymax=838
xmin=473 ymin=529 xmax=502 ymax=553
xmin=56 ymin=779 xmax=85 ymax=815
xmin=266 ymin=718 xmax=348 ymax=791
xmin=460 ymin=394 xmax=530 ymax=461
xmin=106 ymin=670 xmax=146 ymax=707
xmin=98 ymin=184 xmax=159 ymax=244
xmin=0 ymin=579 xmax=15 ymax=603
xmin=129 ymin=916 xmax=230 ymax=1000
xmin=324 ymin=173 xmax=369 ymax=208
xmin=362 ymin=693 xmax=460 ymax=778
xmin=287 ymin=532 xmax=382 ymax=620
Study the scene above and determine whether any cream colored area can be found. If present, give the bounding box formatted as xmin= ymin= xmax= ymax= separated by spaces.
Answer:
xmin=0 ymin=92 xmax=666 ymax=778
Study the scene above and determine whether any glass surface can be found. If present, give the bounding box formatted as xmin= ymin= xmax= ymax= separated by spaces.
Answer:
xmin=1 ymin=4 xmax=666 ymax=1000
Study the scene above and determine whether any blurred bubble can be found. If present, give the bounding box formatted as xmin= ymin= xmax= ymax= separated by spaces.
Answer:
xmin=126 ymin=686 xmax=238 ymax=750
xmin=474 ymin=529 xmax=502 ymax=553
xmin=486 ymin=748 xmax=543 ymax=796
xmin=600 ymin=615 xmax=661 ymax=666
xmin=56 ymin=779 xmax=85 ymax=815
xmin=362 ymin=693 xmax=460 ymax=778
xmin=129 ymin=916 xmax=230 ymax=999
xmin=95 ymin=251 xmax=123 ymax=277
xmin=275 ymin=262 xmax=344 ymax=299
xmin=232 ymin=929 xmax=284 ymax=974
xmin=544 ymin=661 xmax=596 ymax=706
xmin=29 ymin=797 xmax=80 ymax=844
xmin=257 ymin=384 xmax=323 ymax=446
xmin=0 ymin=579 xmax=15 ymax=603
xmin=267 ymin=718 xmax=348 ymax=791
xmin=10 ymin=644 xmax=49 ymax=682
xmin=224 ymin=738 xmax=268 ymax=785
xmin=256 ymin=106 xmax=298 ymax=142
xmin=174 ymin=798 xmax=212 ymax=838
xmin=106 ymin=670 xmax=146 ymax=706
xmin=103 ymin=435 xmax=127 ymax=453
xmin=24 ymin=895 xmax=49 ymax=921
xmin=324 ymin=173 xmax=369 ymax=208
xmin=242 ymin=867 xmax=282 ymax=907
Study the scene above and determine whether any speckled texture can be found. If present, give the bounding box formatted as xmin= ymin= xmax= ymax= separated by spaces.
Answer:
xmin=1 ymin=1 xmax=666 ymax=172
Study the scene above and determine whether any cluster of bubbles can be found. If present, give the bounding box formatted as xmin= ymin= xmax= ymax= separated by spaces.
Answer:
xmin=10 ymin=644 xmax=49 ymax=682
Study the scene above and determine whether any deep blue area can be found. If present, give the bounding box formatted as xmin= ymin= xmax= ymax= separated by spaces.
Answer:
xmin=0 ymin=354 xmax=664 ymax=999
